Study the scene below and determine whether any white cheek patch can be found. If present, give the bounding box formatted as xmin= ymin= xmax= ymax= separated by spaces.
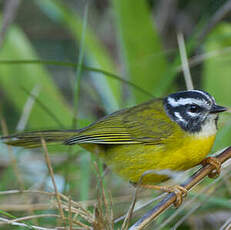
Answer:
xmin=168 ymin=97 xmax=209 ymax=108
xmin=174 ymin=112 xmax=187 ymax=124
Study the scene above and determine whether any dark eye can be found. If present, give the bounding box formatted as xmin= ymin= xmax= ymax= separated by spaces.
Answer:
xmin=189 ymin=104 xmax=200 ymax=113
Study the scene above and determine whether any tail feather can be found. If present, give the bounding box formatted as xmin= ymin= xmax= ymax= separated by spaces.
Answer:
xmin=1 ymin=130 xmax=79 ymax=148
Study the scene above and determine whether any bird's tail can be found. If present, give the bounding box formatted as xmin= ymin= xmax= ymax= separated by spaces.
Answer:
xmin=1 ymin=130 xmax=80 ymax=148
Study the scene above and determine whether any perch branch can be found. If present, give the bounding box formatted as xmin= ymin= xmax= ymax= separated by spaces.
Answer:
xmin=129 ymin=146 xmax=231 ymax=230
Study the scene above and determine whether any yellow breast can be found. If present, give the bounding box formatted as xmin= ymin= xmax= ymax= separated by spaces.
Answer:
xmin=100 ymin=134 xmax=216 ymax=185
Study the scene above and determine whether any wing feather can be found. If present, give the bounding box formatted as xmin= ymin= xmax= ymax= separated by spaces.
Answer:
xmin=65 ymin=99 xmax=176 ymax=145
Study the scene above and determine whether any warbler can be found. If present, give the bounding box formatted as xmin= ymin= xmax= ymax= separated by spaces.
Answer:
xmin=1 ymin=90 xmax=227 ymax=206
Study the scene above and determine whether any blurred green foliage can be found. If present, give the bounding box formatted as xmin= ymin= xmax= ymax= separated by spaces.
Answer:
xmin=203 ymin=23 xmax=231 ymax=150
xmin=112 ymin=0 xmax=167 ymax=102
xmin=0 ymin=25 xmax=72 ymax=129
xmin=0 ymin=0 xmax=231 ymax=229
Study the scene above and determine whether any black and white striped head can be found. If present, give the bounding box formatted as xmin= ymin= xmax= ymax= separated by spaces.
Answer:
xmin=164 ymin=90 xmax=227 ymax=133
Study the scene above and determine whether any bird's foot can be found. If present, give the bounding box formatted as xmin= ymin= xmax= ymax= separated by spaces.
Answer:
xmin=141 ymin=184 xmax=187 ymax=208
xmin=201 ymin=157 xmax=221 ymax=178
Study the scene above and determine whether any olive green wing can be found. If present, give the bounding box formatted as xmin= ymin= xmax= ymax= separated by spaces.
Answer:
xmin=122 ymin=99 xmax=176 ymax=144
xmin=65 ymin=99 xmax=176 ymax=145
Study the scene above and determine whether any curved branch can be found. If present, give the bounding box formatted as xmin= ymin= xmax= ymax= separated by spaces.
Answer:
xmin=129 ymin=146 xmax=231 ymax=230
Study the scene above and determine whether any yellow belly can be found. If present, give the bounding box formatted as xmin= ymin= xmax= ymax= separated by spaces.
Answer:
xmin=99 ymin=134 xmax=216 ymax=184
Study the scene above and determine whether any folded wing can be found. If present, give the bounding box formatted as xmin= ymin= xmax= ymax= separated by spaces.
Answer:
xmin=65 ymin=99 xmax=175 ymax=145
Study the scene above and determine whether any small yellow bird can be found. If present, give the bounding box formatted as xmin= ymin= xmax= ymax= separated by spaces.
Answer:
xmin=1 ymin=90 xmax=227 ymax=206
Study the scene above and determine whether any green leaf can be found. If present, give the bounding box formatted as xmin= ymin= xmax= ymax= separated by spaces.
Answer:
xmin=0 ymin=25 xmax=72 ymax=130
xmin=36 ymin=0 xmax=121 ymax=111
xmin=112 ymin=0 xmax=167 ymax=102
xmin=202 ymin=23 xmax=231 ymax=150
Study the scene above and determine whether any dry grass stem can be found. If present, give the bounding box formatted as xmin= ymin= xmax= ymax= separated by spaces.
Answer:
xmin=61 ymin=202 xmax=93 ymax=224
xmin=60 ymin=194 xmax=93 ymax=221
xmin=114 ymin=193 xmax=166 ymax=224
xmin=93 ymin=162 xmax=114 ymax=230
xmin=156 ymin=176 xmax=222 ymax=230
xmin=0 ymin=216 xmax=55 ymax=230
xmin=0 ymin=203 xmax=53 ymax=211
xmin=177 ymin=33 xmax=194 ymax=90
xmin=121 ymin=187 xmax=140 ymax=230
xmin=176 ymin=46 xmax=231 ymax=73
xmin=68 ymin=196 xmax=73 ymax=230
xmin=0 ymin=189 xmax=55 ymax=196
xmin=170 ymin=161 xmax=231 ymax=229
xmin=160 ymin=169 xmax=231 ymax=230
xmin=220 ymin=216 xmax=231 ymax=230
xmin=41 ymin=138 xmax=65 ymax=220
xmin=129 ymin=146 xmax=231 ymax=230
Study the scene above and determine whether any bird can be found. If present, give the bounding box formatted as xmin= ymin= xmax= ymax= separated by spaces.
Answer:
xmin=1 ymin=89 xmax=227 ymax=206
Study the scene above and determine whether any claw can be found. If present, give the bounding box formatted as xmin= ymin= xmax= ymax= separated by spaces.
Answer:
xmin=141 ymin=184 xmax=187 ymax=208
xmin=168 ymin=185 xmax=187 ymax=207
xmin=201 ymin=157 xmax=221 ymax=178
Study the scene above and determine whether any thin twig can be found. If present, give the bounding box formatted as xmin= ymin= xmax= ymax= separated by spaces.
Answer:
xmin=0 ymin=203 xmax=53 ymax=211
xmin=156 ymin=172 xmax=225 ymax=230
xmin=176 ymin=46 xmax=231 ymax=73
xmin=177 ymin=33 xmax=193 ymax=90
xmin=129 ymin=146 xmax=231 ymax=230
xmin=68 ymin=196 xmax=73 ymax=230
xmin=41 ymin=138 xmax=65 ymax=220
xmin=114 ymin=194 xmax=166 ymax=224
xmin=121 ymin=187 xmax=139 ymax=230
xmin=0 ymin=189 xmax=55 ymax=196
xmin=93 ymin=162 xmax=114 ymax=230
xmin=169 ymin=169 xmax=231 ymax=230
xmin=60 ymin=193 xmax=93 ymax=219
xmin=220 ymin=216 xmax=231 ymax=230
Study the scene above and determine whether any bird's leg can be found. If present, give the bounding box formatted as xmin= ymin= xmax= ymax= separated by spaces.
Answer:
xmin=141 ymin=184 xmax=187 ymax=207
xmin=201 ymin=157 xmax=221 ymax=178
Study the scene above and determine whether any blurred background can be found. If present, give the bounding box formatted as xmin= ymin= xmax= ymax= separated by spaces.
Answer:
xmin=0 ymin=0 xmax=231 ymax=229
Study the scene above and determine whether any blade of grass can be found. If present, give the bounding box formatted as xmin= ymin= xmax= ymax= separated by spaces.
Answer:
xmin=73 ymin=1 xmax=88 ymax=128
xmin=41 ymin=138 xmax=65 ymax=222
xmin=70 ymin=1 xmax=91 ymax=202
xmin=156 ymin=19 xmax=210 ymax=96
xmin=177 ymin=33 xmax=193 ymax=90
xmin=0 ymin=23 xmax=73 ymax=130
xmin=0 ymin=59 xmax=154 ymax=98
xmin=36 ymin=0 xmax=121 ymax=111
xmin=112 ymin=0 xmax=167 ymax=102
xmin=0 ymin=210 xmax=35 ymax=229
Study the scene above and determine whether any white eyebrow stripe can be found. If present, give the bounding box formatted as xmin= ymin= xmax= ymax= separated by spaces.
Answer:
xmin=191 ymin=90 xmax=212 ymax=102
xmin=168 ymin=97 xmax=208 ymax=107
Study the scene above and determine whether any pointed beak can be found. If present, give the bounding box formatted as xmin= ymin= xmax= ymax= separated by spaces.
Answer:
xmin=210 ymin=104 xmax=227 ymax=114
